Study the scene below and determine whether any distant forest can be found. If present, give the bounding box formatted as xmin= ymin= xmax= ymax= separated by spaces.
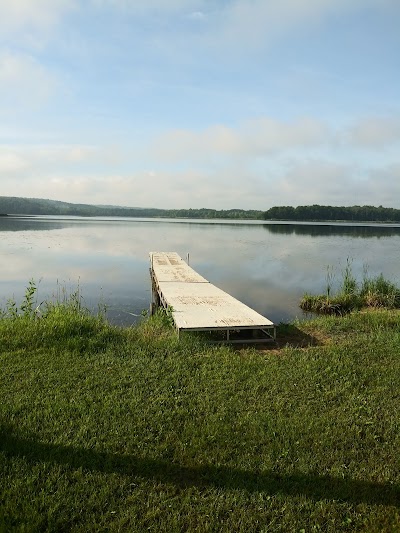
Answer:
xmin=0 ymin=196 xmax=262 ymax=220
xmin=263 ymin=205 xmax=400 ymax=222
xmin=1 ymin=197 xmax=400 ymax=222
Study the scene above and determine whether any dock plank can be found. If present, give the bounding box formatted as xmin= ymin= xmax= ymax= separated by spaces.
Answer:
xmin=158 ymin=282 xmax=274 ymax=330
xmin=150 ymin=252 xmax=275 ymax=342
xmin=150 ymin=252 xmax=208 ymax=283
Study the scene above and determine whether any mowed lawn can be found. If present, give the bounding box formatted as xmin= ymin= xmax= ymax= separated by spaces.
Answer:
xmin=0 ymin=306 xmax=399 ymax=532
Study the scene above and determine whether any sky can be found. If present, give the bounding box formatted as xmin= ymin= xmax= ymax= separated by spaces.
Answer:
xmin=0 ymin=0 xmax=399 ymax=210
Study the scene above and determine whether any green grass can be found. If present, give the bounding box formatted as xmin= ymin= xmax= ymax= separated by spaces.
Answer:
xmin=300 ymin=261 xmax=400 ymax=315
xmin=0 ymin=291 xmax=400 ymax=531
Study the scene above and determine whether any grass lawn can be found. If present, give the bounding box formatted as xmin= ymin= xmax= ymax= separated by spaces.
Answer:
xmin=0 ymin=301 xmax=399 ymax=532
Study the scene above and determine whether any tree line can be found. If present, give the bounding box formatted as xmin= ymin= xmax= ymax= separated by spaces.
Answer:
xmin=2 ymin=197 xmax=400 ymax=222
xmin=0 ymin=196 xmax=263 ymax=220
xmin=263 ymin=205 xmax=400 ymax=222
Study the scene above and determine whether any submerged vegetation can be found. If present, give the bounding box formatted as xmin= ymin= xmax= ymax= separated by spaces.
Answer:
xmin=300 ymin=261 xmax=400 ymax=315
xmin=1 ymin=282 xmax=400 ymax=531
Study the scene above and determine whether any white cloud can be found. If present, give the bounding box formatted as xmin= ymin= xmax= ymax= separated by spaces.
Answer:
xmin=82 ymin=0 xmax=400 ymax=62
xmin=0 ymin=2 xmax=73 ymax=112
xmin=152 ymin=114 xmax=400 ymax=168
xmin=0 ymin=144 xmax=100 ymax=180
xmin=188 ymin=11 xmax=205 ymax=20
xmin=0 ymin=51 xmax=58 ymax=109
xmin=90 ymin=0 xmax=202 ymax=13
xmin=203 ymin=0 xmax=398 ymax=53
xmin=272 ymin=159 xmax=355 ymax=204
xmin=265 ymin=158 xmax=400 ymax=207
xmin=0 ymin=150 xmax=29 ymax=174
xmin=346 ymin=116 xmax=400 ymax=148
xmin=153 ymin=117 xmax=329 ymax=163
xmin=365 ymin=163 xmax=400 ymax=204
xmin=2 ymin=156 xmax=400 ymax=210
xmin=0 ymin=0 xmax=75 ymax=47
xmin=2 ymin=114 xmax=400 ymax=210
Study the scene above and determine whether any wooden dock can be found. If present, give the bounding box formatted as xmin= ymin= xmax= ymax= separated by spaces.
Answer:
xmin=149 ymin=252 xmax=276 ymax=343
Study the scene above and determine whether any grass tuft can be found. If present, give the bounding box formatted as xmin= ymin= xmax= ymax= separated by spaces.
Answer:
xmin=300 ymin=261 xmax=400 ymax=315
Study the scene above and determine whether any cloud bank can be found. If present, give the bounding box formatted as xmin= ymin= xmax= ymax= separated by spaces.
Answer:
xmin=0 ymin=1 xmax=399 ymax=209
xmin=1 ymin=113 xmax=399 ymax=209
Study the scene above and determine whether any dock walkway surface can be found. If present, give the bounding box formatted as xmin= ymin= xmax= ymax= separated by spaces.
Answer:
xmin=149 ymin=252 xmax=276 ymax=343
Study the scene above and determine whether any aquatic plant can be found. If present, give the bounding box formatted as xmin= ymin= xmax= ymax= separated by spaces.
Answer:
xmin=300 ymin=262 xmax=400 ymax=315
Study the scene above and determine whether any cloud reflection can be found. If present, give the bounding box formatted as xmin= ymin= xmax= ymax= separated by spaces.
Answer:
xmin=1 ymin=217 xmax=400 ymax=325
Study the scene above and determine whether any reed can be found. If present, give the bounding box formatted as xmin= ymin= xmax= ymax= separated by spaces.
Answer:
xmin=300 ymin=261 xmax=400 ymax=315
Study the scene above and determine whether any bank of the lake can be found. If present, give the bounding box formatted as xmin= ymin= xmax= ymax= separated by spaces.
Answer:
xmin=1 ymin=302 xmax=399 ymax=532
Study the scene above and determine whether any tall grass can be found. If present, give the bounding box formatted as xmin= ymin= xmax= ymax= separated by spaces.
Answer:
xmin=300 ymin=260 xmax=400 ymax=315
xmin=1 ymin=278 xmax=88 ymax=320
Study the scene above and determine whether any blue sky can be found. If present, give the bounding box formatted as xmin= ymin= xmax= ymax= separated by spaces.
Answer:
xmin=1 ymin=0 xmax=399 ymax=209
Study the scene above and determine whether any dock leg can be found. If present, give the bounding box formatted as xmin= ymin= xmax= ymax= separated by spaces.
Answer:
xmin=150 ymin=270 xmax=161 ymax=316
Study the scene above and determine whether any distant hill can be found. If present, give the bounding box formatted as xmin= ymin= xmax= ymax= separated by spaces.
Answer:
xmin=0 ymin=196 xmax=263 ymax=220
xmin=94 ymin=204 xmax=146 ymax=209
xmin=2 ymin=197 xmax=400 ymax=222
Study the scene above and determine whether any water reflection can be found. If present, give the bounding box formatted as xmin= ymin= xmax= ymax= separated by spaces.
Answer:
xmin=0 ymin=217 xmax=71 ymax=232
xmin=1 ymin=216 xmax=399 ymax=325
xmin=264 ymin=223 xmax=400 ymax=238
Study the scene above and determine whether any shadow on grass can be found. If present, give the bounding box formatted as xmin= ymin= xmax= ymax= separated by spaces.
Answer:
xmin=274 ymin=324 xmax=321 ymax=349
xmin=1 ymin=426 xmax=398 ymax=507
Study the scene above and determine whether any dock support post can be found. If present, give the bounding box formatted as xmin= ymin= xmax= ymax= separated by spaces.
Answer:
xmin=150 ymin=268 xmax=160 ymax=316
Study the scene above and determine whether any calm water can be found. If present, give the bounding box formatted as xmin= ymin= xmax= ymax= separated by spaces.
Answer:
xmin=1 ymin=216 xmax=400 ymax=325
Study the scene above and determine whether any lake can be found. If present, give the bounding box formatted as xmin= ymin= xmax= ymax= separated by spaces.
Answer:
xmin=1 ymin=216 xmax=400 ymax=325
